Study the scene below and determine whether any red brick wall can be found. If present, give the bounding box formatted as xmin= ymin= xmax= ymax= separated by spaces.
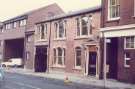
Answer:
xmin=49 ymin=11 xmax=101 ymax=75
xmin=117 ymin=38 xmax=135 ymax=83
xmin=101 ymin=0 xmax=135 ymax=27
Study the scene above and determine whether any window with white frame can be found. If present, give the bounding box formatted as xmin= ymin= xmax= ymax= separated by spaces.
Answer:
xmin=5 ymin=23 xmax=11 ymax=29
xmin=75 ymin=47 xmax=82 ymax=68
xmin=124 ymin=52 xmax=131 ymax=68
xmin=13 ymin=22 xmax=17 ymax=28
xmin=76 ymin=16 xmax=91 ymax=37
xmin=36 ymin=24 xmax=47 ymax=41
xmin=27 ymin=35 xmax=32 ymax=42
xmin=108 ymin=0 xmax=120 ymax=20
xmin=19 ymin=19 xmax=26 ymax=26
xmin=125 ymin=36 xmax=135 ymax=49
xmin=76 ymin=18 xmax=80 ymax=36
xmin=41 ymin=24 xmax=47 ymax=40
xmin=26 ymin=52 xmax=30 ymax=60
xmin=55 ymin=20 xmax=66 ymax=39
xmin=53 ymin=47 xmax=65 ymax=67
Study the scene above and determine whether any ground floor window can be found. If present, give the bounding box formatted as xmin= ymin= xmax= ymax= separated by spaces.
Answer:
xmin=53 ymin=47 xmax=65 ymax=67
xmin=75 ymin=47 xmax=82 ymax=68
xmin=124 ymin=52 xmax=131 ymax=68
xmin=125 ymin=36 xmax=135 ymax=49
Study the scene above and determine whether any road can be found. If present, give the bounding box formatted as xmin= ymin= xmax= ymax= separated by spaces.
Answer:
xmin=0 ymin=72 xmax=104 ymax=89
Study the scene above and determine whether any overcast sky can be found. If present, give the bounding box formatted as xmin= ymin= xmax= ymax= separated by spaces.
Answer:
xmin=0 ymin=0 xmax=101 ymax=21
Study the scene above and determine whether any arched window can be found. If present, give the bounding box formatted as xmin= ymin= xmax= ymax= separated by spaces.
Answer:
xmin=58 ymin=47 xmax=63 ymax=65
xmin=53 ymin=47 xmax=65 ymax=67
xmin=53 ymin=49 xmax=56 ymax=64
xmin=75 ymin=47 xmax=82 ymax=68
xmin=54 ymin=20 xmax=66 ymax=39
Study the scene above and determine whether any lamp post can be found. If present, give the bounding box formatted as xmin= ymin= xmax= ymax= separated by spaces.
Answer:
xmin=103 ymin=38 xmax=107 ymax=89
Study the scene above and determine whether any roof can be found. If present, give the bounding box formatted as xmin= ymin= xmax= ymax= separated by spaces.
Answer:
xmin=36 ymin=5 xmax=101 ymax=24
xmin=3 ymin=3 xmax=62 ymax=24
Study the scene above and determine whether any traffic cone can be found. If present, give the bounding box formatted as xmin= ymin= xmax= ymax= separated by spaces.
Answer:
xmin=64 ymin=76 xmax=71 ymax=84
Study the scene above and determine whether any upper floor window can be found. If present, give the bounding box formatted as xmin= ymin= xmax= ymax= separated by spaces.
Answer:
xmin=76 ymin=16 xmax=92 ymax=37
xmin=40 ymin=24 xmax=47 ymax=40
xmin=13 ymin=22 xmax=17 ymax=28
xmin=54 ymin=20 xmax=66 ymax=39
xmin=125 ymin=36 xmax=135 ymax=49
xmin=19 ymin=19 xmax=26 ymax=26
xmin=75 ymin=47 xmax=82 ymax=68
xmin=108 ymin=0 xmax=120 ymax=20
xmin=36 ymin=24 xmax=47 ymax=41
xmin=53 ymin=47 xmax=65 ymax=67
xmin=5 ymin=23 xmax=11 ymax=30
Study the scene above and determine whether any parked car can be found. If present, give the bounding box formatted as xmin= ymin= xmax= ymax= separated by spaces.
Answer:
xmin=1 ymin=58 xmax=23 ymax=67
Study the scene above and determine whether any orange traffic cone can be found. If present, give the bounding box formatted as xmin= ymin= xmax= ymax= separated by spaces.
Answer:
xmin=64 ymin=76 xmax=71 ymax=84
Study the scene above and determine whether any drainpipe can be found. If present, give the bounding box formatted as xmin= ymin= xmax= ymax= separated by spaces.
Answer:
xmin=103 ymin=32 xmax=107 ymax=88
xmin=47 ymin=21 xmax=52 ymax=73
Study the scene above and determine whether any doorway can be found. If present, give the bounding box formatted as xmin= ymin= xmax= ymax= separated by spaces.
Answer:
xmin=88 ymin=52 xmax=97 ymax=76
xmin=107 ymin=38 xmax=118 ymax=79
xmin=35 ymin=46 xmax=47 ymax=72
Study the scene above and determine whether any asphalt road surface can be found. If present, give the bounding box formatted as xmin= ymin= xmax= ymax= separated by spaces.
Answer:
xmin=0 ymin=72 xmax=104 ymax=89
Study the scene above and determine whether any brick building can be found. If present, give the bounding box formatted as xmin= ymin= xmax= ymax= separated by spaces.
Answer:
xmin=0 ymin=3 xmax=64 ymax=69
xmin=101 ymin=0 xmax=135 ymax=83
xmin=35 ymin=6 xmax=101 ymax=78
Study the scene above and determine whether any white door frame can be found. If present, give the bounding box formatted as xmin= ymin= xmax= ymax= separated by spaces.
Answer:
xmin=84 ymin=44 xmax=99 ymax=78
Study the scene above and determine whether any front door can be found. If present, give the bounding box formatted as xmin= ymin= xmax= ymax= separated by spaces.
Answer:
xmin=88 ymin=52 xmax=97 ymax=76
xmin=35 ymin=46 xmax=47 ymax=72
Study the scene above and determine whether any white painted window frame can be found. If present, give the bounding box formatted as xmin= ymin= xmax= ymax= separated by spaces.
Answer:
xmin=108 ymin=0 xmax=120 ymax=21
xmin=76 ymin=15 xmax=91 ymax=38
xmin=124 ymin=36 xmax=135 ymax=49
xmin=13 ymin=22 xmax=17 ymax=28
xmin=53 ymin=48 xmax=65 ymax=67
xmin=26 ymin=51 xmax=30 ymax=60
xmin=55 ymin=20 xmax=66 ymax=40
xmin=75 ymin=47 xmax=82 ymax=69
xmin=19 ymin=19 xmax=27 ymax=26
xmin=36 ymin=24 xmax=48 ymax=41
xmin=124 ymin=53 xmax=130 ymax=68
xmin=5 ymin=23 xmax=11 ymax=30
xmin=27 ymin=35 xmax=32 ymax=42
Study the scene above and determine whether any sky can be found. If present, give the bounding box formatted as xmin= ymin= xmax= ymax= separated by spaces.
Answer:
xmin=0 ymin=0 xmax=101 ymax=21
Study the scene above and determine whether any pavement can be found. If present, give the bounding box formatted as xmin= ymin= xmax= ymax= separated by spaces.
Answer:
xmin=4 ymin=68 xmax=135 ymax=89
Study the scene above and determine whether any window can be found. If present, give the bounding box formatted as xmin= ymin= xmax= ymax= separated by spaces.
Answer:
xmin=5 ymin=23 xmax=11 ymax=29
xmin=40 ymin=24 xmax=47 ymax=40
xmin=124 ymin=52 xmax=131 ymax=68
xmin=53 ymin=47 xmax=65 ymax=67
xmin=19 ymin=19 xmax=26 ymax=26
xmin=26 ymin=52 xmax=30 ymax=60
xmin=108 ymin=0 xmax=120 ymax=20
xmin=76 ymin=16 xmax=91 ymax=37
xmin=81 ymin=16 xmax=88 ymax=35
xmin=27 ymin=35 xmax=32 ymax=42
xmin=13 ymin=22 xmax=17 ymax=28
xmin=36 ymin=24 xmax=47 ymax=41
xmin=55 ymin=20 xmax=66 ymax=39
xmin=125 ymin=36 xmax=135 ymax=49
xmin=75 ymin=47 xmax=82 ymax=68
xmin=76 ymin=18 xmax=80 ymax=36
